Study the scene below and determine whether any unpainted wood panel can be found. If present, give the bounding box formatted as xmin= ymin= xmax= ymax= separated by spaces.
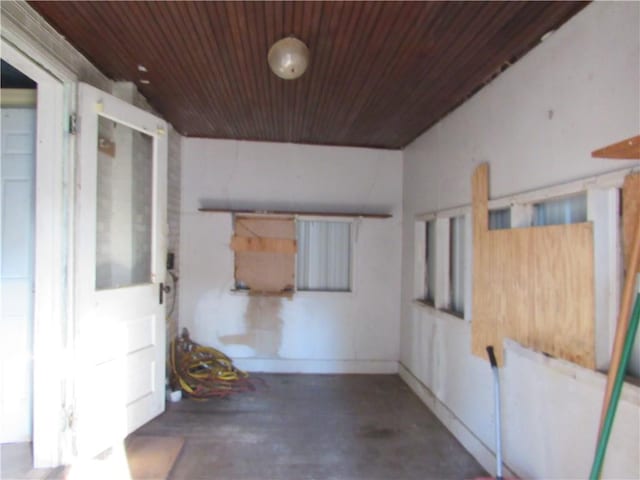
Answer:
xmin=235 ymin=215 xmax=295 ymax=239
xmin=230 ymin=235 xmax=297 ymax=254
xmin=471 ymin=164 xmax=595 ymax=368
xmin=233 ymin=215 xmax=295 ymax=293
xmin=623 ymin=173 xmax=640 ymax=275
xmin=592 ymin=135 xmax=640 ymax=160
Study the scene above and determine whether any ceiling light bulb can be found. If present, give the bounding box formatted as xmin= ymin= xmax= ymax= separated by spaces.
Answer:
xmin=268 ymin=37 xmax=309 ymax=80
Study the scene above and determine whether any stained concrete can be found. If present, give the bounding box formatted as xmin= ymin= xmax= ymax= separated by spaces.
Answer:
xmin=136 ymin=374 xmax=486 ymax=479
xmin=1 ymin=374 xmax=486 ymax=479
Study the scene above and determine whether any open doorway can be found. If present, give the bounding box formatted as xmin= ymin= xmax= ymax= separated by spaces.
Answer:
xmin=0 ymin=59 xmax=49 ymax=477
xmin=0 ymin=39 xmax=69 ymax=470
xmin=1 ymin=58 xmax=37 ymax=445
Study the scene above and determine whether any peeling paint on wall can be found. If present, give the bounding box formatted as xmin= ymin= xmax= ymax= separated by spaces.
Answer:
xmin=220 ymin=296 xmax=283 ymax=357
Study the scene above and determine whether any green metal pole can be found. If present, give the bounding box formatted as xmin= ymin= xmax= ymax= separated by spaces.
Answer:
xmin=589 ymin=288 xmax=640 ymax=480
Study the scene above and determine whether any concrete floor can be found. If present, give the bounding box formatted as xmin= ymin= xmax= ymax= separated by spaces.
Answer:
xmin=2 ymin=374 xmax=486 ymax=480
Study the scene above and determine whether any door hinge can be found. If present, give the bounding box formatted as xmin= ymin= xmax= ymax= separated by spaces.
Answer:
xmin=65 ymin=408 xmax=75 ymax=430
xmin=69 ymin=113 xmax=78 ymax=135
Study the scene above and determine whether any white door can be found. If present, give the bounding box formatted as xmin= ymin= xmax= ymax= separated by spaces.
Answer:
xmin=74 ymin=83 xmax=167 ymax=459
xmin=0 ymin=106 xmax=36 ymax=443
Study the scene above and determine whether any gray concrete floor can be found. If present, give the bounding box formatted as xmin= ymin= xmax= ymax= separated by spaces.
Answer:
xmin=1 ymin=374 xmax=486 ymax=480
xmin=138 ymin=374 xmax=486 ymax=480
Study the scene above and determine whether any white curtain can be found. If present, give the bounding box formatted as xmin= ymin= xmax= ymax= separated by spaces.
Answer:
xmin=533 ymin=193 xmax=587 ymax=226
xmin=489 ymin=207 xmax=511 ymax=230
xmin=425 ymin=220 xmax=437 ymax=303
xmin=296 ymin=220 xmax=351 ymax=291
xmin=450 ymin=216 xmax=465 ymax=315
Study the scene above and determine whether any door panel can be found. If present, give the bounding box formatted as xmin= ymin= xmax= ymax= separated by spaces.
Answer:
xmin=0 ymin=107 xmax=36 ymax=443
xmin=74 ymin=84 xmax=166 ymax=459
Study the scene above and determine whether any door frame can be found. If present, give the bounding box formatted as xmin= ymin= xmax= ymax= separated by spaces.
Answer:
xmin=0 ymin=38 xmax=72 ymax=467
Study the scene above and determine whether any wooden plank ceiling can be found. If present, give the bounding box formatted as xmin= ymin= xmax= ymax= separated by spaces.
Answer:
xmin=29 ymin=1 xmax=586 ymax=149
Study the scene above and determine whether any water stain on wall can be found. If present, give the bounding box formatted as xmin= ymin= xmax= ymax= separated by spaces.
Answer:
xmin=220 ymin=296 xmax=283 ymax=357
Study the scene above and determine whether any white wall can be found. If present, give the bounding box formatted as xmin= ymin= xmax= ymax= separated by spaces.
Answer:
xmin=400 ymin=2 xmax=640 ymax=479
xmin=179 ymin=138 xmax=403 ymax=373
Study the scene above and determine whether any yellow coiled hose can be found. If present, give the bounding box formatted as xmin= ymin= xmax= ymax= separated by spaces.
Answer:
xmin=170 ymin=329 xmax=255 ymax=399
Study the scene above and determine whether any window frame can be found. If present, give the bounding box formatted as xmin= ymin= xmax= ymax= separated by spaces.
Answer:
xmin=448 ymin=215 xmax=466 ymax=318
xmin=414 ymin=207 xmax=471 ymax=321
xmin=414 ymin=166 xmax=637 ymax=377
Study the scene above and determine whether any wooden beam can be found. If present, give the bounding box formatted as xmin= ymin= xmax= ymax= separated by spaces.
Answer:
xmin=200 ymin=208 xmax=391 ymax=219
xmin=592 ymin=135 xmax=640 ymax=160
xmin=622 ymin=173 xmax=640 ymax=273
xmin=230 ymin=235 xmax=297 ymax=254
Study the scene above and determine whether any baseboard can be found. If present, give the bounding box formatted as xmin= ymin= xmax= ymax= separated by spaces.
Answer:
xmin=398 ymin=363 xmax=516 ymax=479
xmin=233 ymin=358 xmax=399 ymax=374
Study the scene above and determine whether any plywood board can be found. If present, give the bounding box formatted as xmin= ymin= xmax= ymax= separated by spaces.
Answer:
xmin=622 ymin=173 xmax=640 ymax=274
xmin=471 ymin=164 xmax=500 ymax=362
xmin=233 ymin=215 xmax=296 ymax=293
xmin=471 ymin=164 xmax=595 ymax=368
xmin=592 ymin=135 xmax=640 ymax=159
xmin=230 ymin=235 xmax=297 ymax=254
xmin=126 ymin=435 xmax=184 ymax=480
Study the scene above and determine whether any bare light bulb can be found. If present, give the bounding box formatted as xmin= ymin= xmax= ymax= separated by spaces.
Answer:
xmin=268 ymin=37 xmax=309 ymax=80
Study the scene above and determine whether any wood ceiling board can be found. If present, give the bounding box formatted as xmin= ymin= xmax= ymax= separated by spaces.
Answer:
xmin=29 ymin=1 xmax=587 ymax=149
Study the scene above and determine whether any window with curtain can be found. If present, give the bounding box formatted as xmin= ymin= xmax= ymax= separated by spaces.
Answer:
xmin=424 ymin=220 xmax=437 ymax=304
xmin=533 ymin=193 xmax=587 ymax=226
xmin=296 ymin=220 xmax=351 ymax=291
xmin=489 ymin=207 xmax=511 ymax=230
xmin=449 ymin=215 xmax=465 ymax=316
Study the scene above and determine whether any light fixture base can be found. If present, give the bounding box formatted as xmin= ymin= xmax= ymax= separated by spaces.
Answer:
xmin=268 ymin=37 xmax=309 ymax=80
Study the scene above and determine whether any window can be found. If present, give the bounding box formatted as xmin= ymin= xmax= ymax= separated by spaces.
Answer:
xmin=449 ymin=216 xmax=465 ymax=317
xmin=533 ymin=193 xmax=587 ymax=226
xmin=415 ymin=169 xmax=637 ymax=378
xmin=424 ymin=219 xmax=437 ymax=304
xmin=415 ymin=214 xmax=468 ymax=318
xmin=489 ymin=207 xmax=511 ymax=230
xmin=296 ymin=220 xmax=351 ymax=292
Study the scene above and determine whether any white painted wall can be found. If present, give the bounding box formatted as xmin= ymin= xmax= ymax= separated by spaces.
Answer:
xmin=179 ymin=138 xmax=403 ymax=373
xmin=400 ymin=2 xmax=640 ymax=479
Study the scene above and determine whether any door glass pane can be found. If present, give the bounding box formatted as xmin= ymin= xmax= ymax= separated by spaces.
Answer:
xmin=96 ymin=116 xmax=153 ymax=289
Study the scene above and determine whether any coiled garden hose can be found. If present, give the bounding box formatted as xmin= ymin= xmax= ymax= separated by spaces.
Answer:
xmin=169 ymin=329 xmax=258 ymax=399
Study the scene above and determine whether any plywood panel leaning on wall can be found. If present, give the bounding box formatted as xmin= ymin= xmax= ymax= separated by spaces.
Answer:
xmin=231 ymin=215 xmax=296 ymax=294
xmin=622 ymin=173 xmax=640 ymax=274
xmin=471 ymin=164 xmax=595 ymax=368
